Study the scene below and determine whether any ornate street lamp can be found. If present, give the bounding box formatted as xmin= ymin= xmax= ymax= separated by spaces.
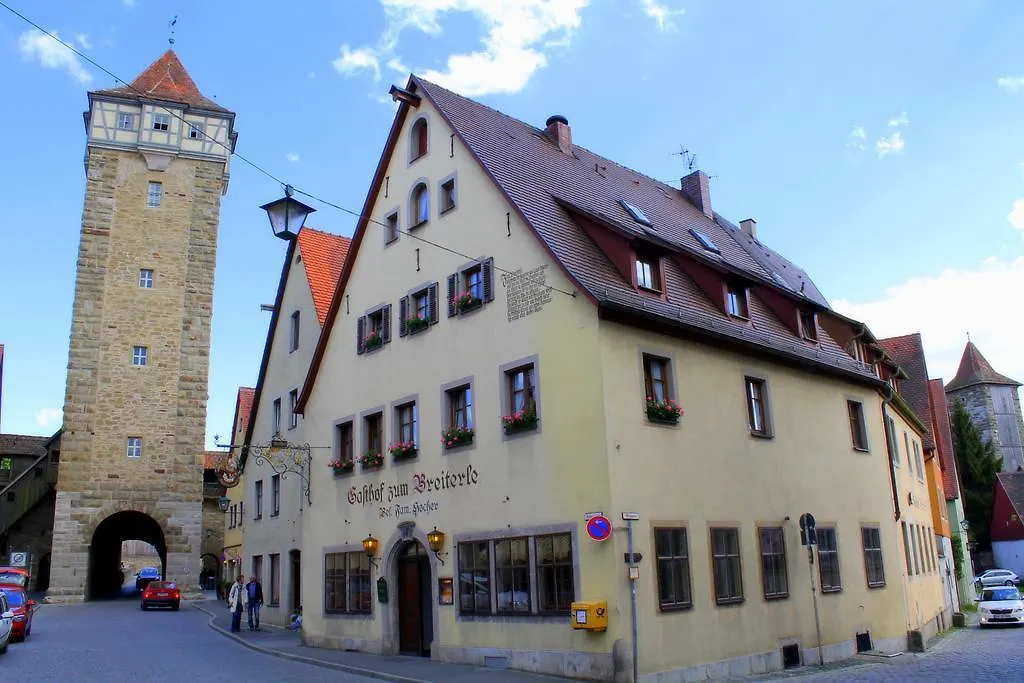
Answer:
xmin=259 ymin=185 xmax=315 ymax=241
xmin=427 ymin=526 xmax=448 ymax=566
xmin=363 ymin=535 xmax=380 ymax=568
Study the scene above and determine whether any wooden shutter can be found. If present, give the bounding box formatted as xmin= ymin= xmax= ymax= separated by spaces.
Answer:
xmin=482 ymin=257 xmax=495 ymax=302
xmin=447 ymin=274 xmax=457 ymax=317
xmin=429 ymin=283 xmax=439 ymax=324
xmin=382 ymin=304 xmax=392 ymax=343
xmin=356 ymin=316 xmax=366 ymax=354
xmin=399 ymin=297 xmax=409 ymax=337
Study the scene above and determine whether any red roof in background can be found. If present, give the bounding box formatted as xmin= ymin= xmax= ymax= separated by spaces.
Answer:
xmin=929 ymin=378 xmax=960 ymax=501
xmin=296 ymin=228 xmax=351 ymax=327
xmin=877 ymin=333 xmax=935 ymax=451
xmin=203 ymin=450 xmax=225 ymax=470
xmin=233 ymin=387 xmax=255 ymax=443
xmin=945 ymin=340 xmax=1020 ymax=392
xmin=93 ymin=49 xmax=229 ymax=112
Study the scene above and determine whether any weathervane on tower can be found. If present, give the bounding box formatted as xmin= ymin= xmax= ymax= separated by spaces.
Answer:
xmin=168 ymin=15 xmax=177 ymax=46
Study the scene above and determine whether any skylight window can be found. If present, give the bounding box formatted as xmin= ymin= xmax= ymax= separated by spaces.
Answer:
xmin=619 ymin=200 xmax=652 ymax=227
xmin=689 ymin=228 xmax=720 ymax=254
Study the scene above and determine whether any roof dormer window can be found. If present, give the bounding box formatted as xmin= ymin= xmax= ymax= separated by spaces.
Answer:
xmin=799 ymin=310 xmax=818 ymax=342
xmin=689 ymin=228 xmax=720 ymax=254
xmin=725 ymin=283 xmax=748 ymax=319
xmin=634 ymin=251 xmax=662 ymax=293
xmin=620 ymin=200 xmax=652 ymax=227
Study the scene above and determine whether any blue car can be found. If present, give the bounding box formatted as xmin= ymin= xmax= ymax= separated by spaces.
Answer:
xmin=135 ymin=567 xmax=161 ymax=591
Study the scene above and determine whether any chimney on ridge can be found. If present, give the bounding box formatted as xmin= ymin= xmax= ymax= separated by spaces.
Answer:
xmin=680 ymin=170 xmax=712 ymax=219
xmin=544 ymin=115 xmax=572 ymax=155
xmin=739 ymin=218 xmax=757 ymax=239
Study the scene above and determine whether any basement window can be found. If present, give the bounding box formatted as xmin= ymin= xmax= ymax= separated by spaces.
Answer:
xmin=689 ymin=228 xmax=720 ymax=254
xmin=620 ymin=200 xmax=652 ymax=227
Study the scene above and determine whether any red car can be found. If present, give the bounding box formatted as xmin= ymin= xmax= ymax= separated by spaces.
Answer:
xmin=0 ymin=568 xmax=29 ymax=590
xmin=140 ymin=581 xmax=180 ymax=610
xmin=2 ymin=588 xmax=34 ymax=641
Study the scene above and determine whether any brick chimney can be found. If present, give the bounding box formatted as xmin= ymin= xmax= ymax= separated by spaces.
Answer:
xmin=680 ymin=170 xmax=712 ymax=219
xmin=545 ymin=115 xmax=572 ymax=155
xmin=739 ymin=218 xmax=757 ymax=239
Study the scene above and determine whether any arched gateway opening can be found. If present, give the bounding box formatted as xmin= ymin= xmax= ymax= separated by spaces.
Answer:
xmin=88 ymin=511 xmax=166 ymax=600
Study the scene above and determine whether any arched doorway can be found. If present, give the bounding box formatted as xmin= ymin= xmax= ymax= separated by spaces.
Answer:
xmin=395 ymin=541 xmax=432 ymax=657
xmin=87 ymin=511 xmax=166 ymax=600
xmin=200 ymin=553 xmax=219 ymax=590
xmin=35 ymin=553 xmax=51 ymax=592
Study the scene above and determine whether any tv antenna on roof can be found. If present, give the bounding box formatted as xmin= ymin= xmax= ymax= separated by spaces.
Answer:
xmin=168 ymin=15 xmax=177 ymax=45
xmin=672 ymin=146 xmax=699 ymax=172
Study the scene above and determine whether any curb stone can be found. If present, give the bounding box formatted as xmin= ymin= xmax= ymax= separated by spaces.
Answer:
xmin=190 ymin=601 xmax=428 ymax=683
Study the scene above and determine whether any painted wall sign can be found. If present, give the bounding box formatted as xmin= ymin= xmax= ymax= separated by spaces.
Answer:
xmin=502 ymin=265 xmax=553 ymax=322
xmin=586 ymin=515 xmax=613 ymax=542
xmin=348 ymin=464 xmax=481 ymax=507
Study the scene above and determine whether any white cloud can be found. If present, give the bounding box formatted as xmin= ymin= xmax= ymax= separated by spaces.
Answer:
xmin=833 ymin=256 xmax=1024 ymax=393
xmin=34 ymin=408 xmax=62 ymax=429
xmin=998 ymin=75 xmax=1024 ymax=91
xmin=75 ymin=33 xmax=91 ymax=49
xmin=887 ymin=111 xmax=909 ymax=127
xmin=386 ymin=57 xmax=408 ymax=74
xmin=875 ymin=131 xmax=905 ymax=157
xmin=333 ymin=44 xmax=381 ymax=81
xmin=847 ymin=124 xmax=866 ymax=151
xmin=1008 ymin=199 xmax=1024 ymax=231
xmin=347 ymin=0 xmax=590 ymax=97
xmin=286 ymin=152 xmax=300 ymax=164
xmin=17 ymin=29 xmax=92 ymax=84
xmin=639 ymin=0 xmax=685 ymax=32
xmin=307 ymin=71 xmax=316 ymax=79
xmin=122 ymin=0 xmax=137 ymax=7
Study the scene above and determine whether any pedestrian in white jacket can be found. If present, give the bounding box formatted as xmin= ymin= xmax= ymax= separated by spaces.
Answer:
xmin=227 ymin=574 xmax=247 ymax=633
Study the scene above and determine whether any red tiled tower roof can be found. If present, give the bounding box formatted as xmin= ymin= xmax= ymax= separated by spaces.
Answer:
xmin=296 ymin=228 xmax=352 ymax=327
xmin=945 ymin=341 xmax=1020 ymax=392
xmin=877 ymin=333 xmax=935 ymax=450
xmin=92 ymin=49 xmax=229 ymax=112
xmin=233 ymin=387 xmax=255 ymax=442
xmin=929 ymin=378 xmax=960 ymax=500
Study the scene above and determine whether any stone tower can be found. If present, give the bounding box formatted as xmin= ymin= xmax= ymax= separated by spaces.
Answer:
xmin=47 ymin=50 xmax=236 ymax=601
xmin=945 ymin=341 xmax=1024 ymax=473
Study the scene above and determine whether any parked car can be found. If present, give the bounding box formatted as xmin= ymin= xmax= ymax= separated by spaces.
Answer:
xmin=135 ymin=567 xmax=161 ymax=591
xmin=3 ymin=588 xmax=34 ymax=641
xmin=978 ymin=569 xmax=1020 ymax=587
xmin=0 ymin=592 xmax=12 ymax=654
xmin=978 ymin=586 xmax=1024 ymax=627
xmin=140 ymin=581 xmax=180 ymax=611
xmin=0 ymin=568 xmax=29 ymax=590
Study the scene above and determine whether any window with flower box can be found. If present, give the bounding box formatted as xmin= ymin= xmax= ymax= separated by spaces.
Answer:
xmin=324 ymin=551 xmax=372 ymax=614
xmin=642 ymin=353 xmax=681 ymax=425
xmin=399 ymin=283 xmax=439 ymax=337
xmin=356 ymin=304 xmax=391 ymax=354
xmin=331 ymin=421 xmax=355 ymax=474
xmin=442 ymin=379 xmax=474 ymax=449
xmin=391 ymin=400 xmax=418 ymax=461
xmin=447 ymin=258 xmax=494 ymax=316
xmin=500 ymin=357 xmax=539 ymax=436
xmin=360 ymin=411 xmax=384 ymax=469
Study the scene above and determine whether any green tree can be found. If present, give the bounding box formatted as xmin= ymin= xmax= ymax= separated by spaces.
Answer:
xmin=951 ymin=400 xmax=1002 ymax=550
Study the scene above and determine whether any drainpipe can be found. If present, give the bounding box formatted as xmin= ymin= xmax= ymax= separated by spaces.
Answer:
xmin=880 ymin=386 xmax=901 ymax=522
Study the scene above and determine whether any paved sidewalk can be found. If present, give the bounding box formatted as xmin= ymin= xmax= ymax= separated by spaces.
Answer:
xmin=192 ymin=600 xmax=574 ymax=683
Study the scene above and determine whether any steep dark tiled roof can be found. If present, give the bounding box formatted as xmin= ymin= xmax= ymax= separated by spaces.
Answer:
xmin=0 ymin=434 xmax=48 ymax=457
xmin=877 ymin=333 xmax=935 ymax=450
xmin=946 ymin=341 xmax=1020 ymax=392
xmin=296 ymin=228 xmax=351 ymax=327
xmin=997 ymin=471 xmax=1024 ymax=519
xmin=929 ymin=378 xmax=959 ymax=500
xmin=412 ymin=77 xmax=878 ymax=384
xmin=92 ymin=49 xmax=229 ymax=113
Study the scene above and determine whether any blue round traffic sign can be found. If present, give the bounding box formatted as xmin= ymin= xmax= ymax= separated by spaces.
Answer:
xmin=586 ymin=515 xmax=612 ymax=542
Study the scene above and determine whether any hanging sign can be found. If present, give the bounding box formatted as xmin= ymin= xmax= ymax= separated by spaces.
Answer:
xmin=586 ymin=515 xmax=613 ymax=542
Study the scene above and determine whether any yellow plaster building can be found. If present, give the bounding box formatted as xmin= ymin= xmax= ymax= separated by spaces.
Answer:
xmin=291 ymin=78 xmax=937 ymax=681
xmin=221 ymin=387 xmax=254 ymax=584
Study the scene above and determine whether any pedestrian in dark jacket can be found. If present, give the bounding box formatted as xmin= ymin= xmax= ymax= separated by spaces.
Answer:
xmin=246 ymin=575 xmax=264 ymax=631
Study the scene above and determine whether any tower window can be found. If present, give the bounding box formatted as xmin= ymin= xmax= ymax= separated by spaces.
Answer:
xmin=132 ymin=346 xmax=148 ymax=367
xmin=118 ymin=113 xmax=135 ymax=130
xmin=127 ymin=437 xmax=143 ymax=459
xmin=153 ymin=113 xmax=170 ymax=131
xmin=147 ymin=182 xmax=162 ymax=208
xmin=411 ymin=118 xmax=428 ymax=161
xmin=139 ymin=269 xmax=154 ymax=289
xmin=188 ymin=122 xmax=205 ymax=139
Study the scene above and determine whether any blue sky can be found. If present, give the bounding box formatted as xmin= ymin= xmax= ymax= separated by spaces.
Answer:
xmin=2 ymin=0 xmax=1023 ymax=445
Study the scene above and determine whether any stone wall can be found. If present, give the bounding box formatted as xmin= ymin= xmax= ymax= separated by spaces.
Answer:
xmin=948 ymin=384 xmax=1024 ymax=473
xmin=1 ymin=491 xmax=55 ymax=591
xmin=48 ymin=145 xmax=224 ymax=601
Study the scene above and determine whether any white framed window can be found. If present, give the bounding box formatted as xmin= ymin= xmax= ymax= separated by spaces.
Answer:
xmin=188 ymin=122 xmax=205 ymax=139
xmin=153 ymin=113 xmax=170 ymax=131
xmin=118 ymin=113 xmax=135 ymax=130
xmin=272 ymin=398 xmax=282 ymax=435
xmin=139 ymin=269 xmax=154 ymax=289
xmin=126 ymin=437 xmax=143 ymax=458
xmin=147 ymin=182 xmax=162 ymax=208
xmin=289 ymin=389 xmax=299 ymax=430
xmin=132 ymin=346 xmax=148 ymax=367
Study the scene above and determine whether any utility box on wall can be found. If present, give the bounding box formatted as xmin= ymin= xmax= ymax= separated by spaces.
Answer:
xmin=571 ymin=600 xmax=608 ymax=631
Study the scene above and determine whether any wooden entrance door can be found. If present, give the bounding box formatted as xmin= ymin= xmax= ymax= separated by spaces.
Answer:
xmin=397 ymin=543 xmax=430 ymax=656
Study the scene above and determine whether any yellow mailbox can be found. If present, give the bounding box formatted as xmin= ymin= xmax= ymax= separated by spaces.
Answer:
xmin=570 ymin=600 xmax=608 ymax=631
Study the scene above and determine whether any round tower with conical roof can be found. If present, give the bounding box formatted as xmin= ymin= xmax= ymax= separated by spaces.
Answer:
xmin=47 ymin=50 xmax=236 ymax=602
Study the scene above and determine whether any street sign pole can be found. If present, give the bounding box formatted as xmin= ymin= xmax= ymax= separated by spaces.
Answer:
xmin=807 ymin=546 xmax=824 ymax=666
xmin=626 ymin=517 xmax=639 ymax=683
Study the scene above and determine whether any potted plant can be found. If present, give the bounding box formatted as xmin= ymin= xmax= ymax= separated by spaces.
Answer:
xmin=501 ymin=409 xmax=538 ymax=434
xmin=407 ymin=314 xmax=430 ymax=334
xmin=453 ymin=290 xmax=482 ymax=313
xmin=364 ymin=329 xmax=384 ymax=351
xmin=442 ymin=425 xmax=474 ymax=449
xmin=646 ymin=397 xmax=683 ymax=424
xmin=389 ymin=441 xmax=418 ymax=461
xmin=359 ymin=451 xmax=384 ymax=469
xmin=329 ymin=459 xmax=354 ymax=475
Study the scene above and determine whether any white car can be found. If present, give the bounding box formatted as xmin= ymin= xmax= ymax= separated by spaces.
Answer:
xmin=978 ymin=569 xmax=1020 ymax=587
xmin=0 ymin=591 xmax=12 ymax=654
xmin=978 ymin=586 xmax=1024 ymax=627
